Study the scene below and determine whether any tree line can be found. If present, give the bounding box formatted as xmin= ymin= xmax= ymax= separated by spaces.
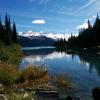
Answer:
xmin=0 ymin=14 xmax=17 ymax=46
xmin=55 ymin=14 xmax=100 ymax=48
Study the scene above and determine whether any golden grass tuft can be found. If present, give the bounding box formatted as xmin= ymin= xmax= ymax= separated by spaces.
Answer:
xmin=53 ymin=73 xmax=73 ymax=89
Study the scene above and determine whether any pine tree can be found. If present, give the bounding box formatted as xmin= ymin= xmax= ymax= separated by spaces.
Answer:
xmin=0 ymin=17 xmax=3 ymax=45
xmin=93 ymin=13 xmax=100 ymax=44
xmin=88 ymin=20 xmax=92 ymax=29
xmin=0 ymin=17 xmax=6 ymax=45
xmin=13 ymin=22 xmax=17 ymax=43
xmin=0 ymin=17 xmax=3 ymax=37
xmin=4 ymin=13 xmax=12 ymax=45
xmin=93 ymin=13 xmax=100 ymax=28
xmin=5 ymin=13 xmax=10 ymax=44
xmin=0 ymin=17 xmax=2 ymax=32
xmin=0 ymin=14 xmax=18 ymax=45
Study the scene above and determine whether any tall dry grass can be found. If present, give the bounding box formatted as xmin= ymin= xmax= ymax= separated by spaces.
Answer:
xmin=0 ymin=61 xmax=20 ymax=85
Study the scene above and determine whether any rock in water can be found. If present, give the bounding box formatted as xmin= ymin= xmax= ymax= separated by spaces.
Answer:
xmin=0 ymin=84 xmax=4 ymax=93
xmin=0 ymin=94 xmax=8 ymax=100
xmin=92 ymin=87 xmax=100 ymax=100
xmin=23 ymin=92 xmax=35 ymax=100
xmin=23 ymin=92 xmax=30 ymax=98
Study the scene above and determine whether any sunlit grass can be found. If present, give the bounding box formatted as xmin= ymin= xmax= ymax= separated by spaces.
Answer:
xmin=0 ymin=61 xmax=73 ymax=100
xmin=20 ymin=66 xmax=48 ymax=81
xmin=0 ymin=62 xmax=50 ymax=87
xmin=0 ymin=60 xmax=73 ymax=90
xmin=17 ymin=65 xmax=51 ymax=90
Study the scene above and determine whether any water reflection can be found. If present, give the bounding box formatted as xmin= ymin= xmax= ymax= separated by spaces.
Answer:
xmin=78 ymin=52 xmax=100 ymax=75
xmin=57 ymin=50 xmax=100 ymax=75
xmin=20 ymin=48 xmax=100 ymax=76
xmin=20 ymin=47 xmax=100 ymax=98
xmin=20 ymin=48 xmax=100 ymax=75
xmin=20 ymin=50 xmax=71 ymax=69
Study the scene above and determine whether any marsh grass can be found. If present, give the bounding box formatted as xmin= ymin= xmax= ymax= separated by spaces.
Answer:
xmin=20 ymin=66 xmax=48 ymax=81
xmin=0 ymin=62 xmax=50 ymax=87
xmin=0 ymin=60 xmax=73 ymax=91
xmin=0 ymin=62 xmax=73 ymax=100
xmin=0 ymin=44 xmax=73 ymax=99
xmin=53 ymin=73 xmax=73 ymax=89
xmin=17 ymin=66 xmax=51 ymax=90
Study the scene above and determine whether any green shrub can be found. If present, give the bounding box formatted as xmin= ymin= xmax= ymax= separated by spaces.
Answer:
xmin=0 ymin=44 xmax=23 ymax=64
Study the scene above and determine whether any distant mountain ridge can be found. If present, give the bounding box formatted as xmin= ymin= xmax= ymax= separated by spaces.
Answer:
xmin=18 ymin=30 xmax=68 ymax=47
xmin=18 ymin=29 xmax=69 ymax=40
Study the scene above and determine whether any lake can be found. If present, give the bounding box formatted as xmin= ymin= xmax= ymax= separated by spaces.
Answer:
xmin=20 ymin=46 xmax=100 ymax=100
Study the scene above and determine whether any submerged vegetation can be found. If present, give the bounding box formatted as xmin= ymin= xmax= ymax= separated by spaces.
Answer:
xmin=53 ymin=73 xmax=73 ymax=89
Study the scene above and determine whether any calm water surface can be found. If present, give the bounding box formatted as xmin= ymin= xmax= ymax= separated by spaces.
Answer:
xmin=20 ymin=47 xmax=100 ymax=99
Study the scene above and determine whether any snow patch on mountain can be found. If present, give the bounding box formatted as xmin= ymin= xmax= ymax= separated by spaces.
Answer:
xmin=21 ymin=29 xmax=41 ymax=37
xmin=45 ymin=33 xmax=70 ymax=40
xmin=18 ymin=29 xmax=70 ymax=40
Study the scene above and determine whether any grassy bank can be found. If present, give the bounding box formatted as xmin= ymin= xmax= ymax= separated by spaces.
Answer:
xmin=0 ymin=44 xmax=23 ymax=64
xmin=0 ymin=44 xmax=73 ymax=100
xmin=0 ymin=44 xmax=22 ymax=85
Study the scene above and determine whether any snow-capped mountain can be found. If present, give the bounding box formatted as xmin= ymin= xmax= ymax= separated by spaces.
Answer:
xmin=18 ymin=30 xmax=55 ymax=47
xmin=18 ymin=29 xmax=69 ymax=40
xmin=21 ymin=30 xmax=41 ymax=37
xmin=18 ymin=29 xmax=70 ymax=47
xmin=46 ymin=33 xmax=69 ymax=40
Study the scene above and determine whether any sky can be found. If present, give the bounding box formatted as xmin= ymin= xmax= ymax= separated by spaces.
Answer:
xmin=0 ymin=0 xmax=100 ymax=35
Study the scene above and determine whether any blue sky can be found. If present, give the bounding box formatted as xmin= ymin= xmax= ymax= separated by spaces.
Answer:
xmin=0 ymin=0 xmax=100 ymax=34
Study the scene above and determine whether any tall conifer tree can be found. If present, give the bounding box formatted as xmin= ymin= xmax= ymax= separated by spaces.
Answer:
xmin=13 ymin=22 xmax=17 ymax=43
xmin=5 ymin=13 xmax=12 ymax=45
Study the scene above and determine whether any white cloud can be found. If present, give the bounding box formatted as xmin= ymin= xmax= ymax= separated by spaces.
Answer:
xmin=73 ymin=0 xmax=99 ymax=17
xmin=77 ymin=15 xmax=96 ymax=29
xmin=58 ymin=0 xmax=97 ymax=16
xmin=32 ymin=20 xmax=46 ymax=24
xmin=77 ymin=23 xmax=88 ymax=29
xmin=79 ymin=0 xmax=97 ymax=10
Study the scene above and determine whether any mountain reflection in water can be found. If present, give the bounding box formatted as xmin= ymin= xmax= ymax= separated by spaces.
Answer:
xmin=20 ymin=47 xmax=100 ymax=99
